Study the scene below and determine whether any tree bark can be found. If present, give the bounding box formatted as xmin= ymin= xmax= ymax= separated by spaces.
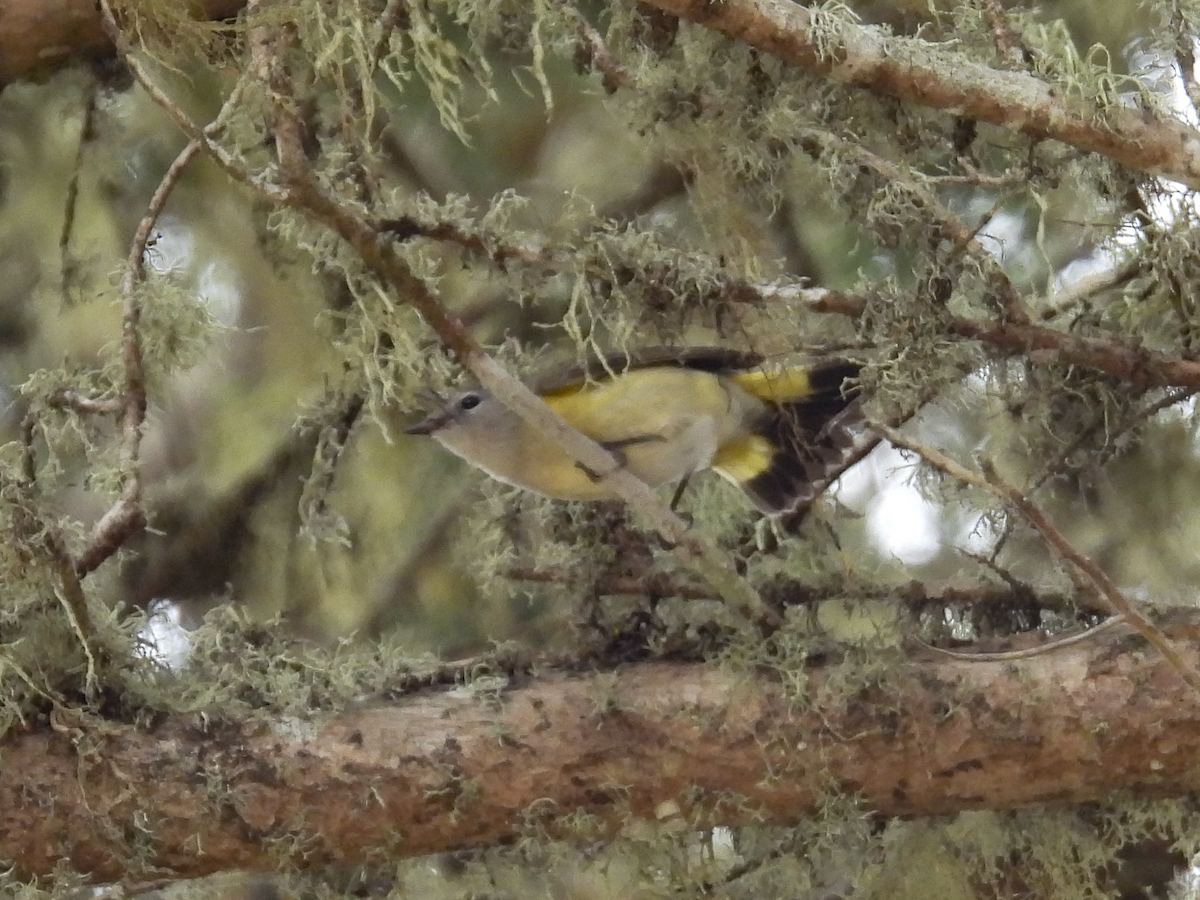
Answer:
xmin=0 ymin=0 xmax=244 ymax=84
xmin=5 ymin=617 xmax=1200 ymax=882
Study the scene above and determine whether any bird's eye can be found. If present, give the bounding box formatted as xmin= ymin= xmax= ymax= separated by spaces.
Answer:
xmin=458 ymin=393 xmax=481 ymax=411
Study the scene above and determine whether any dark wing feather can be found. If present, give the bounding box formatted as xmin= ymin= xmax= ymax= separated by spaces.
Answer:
xmin=738 ymin=361 xmax=863 ymax=515
xmin=531 ymin=346 xmax=765 ymax=394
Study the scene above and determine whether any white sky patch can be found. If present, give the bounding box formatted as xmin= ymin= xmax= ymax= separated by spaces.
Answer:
xmin=140 ymin=600 xmax=192 ymax=669
xmin=143 ymin=214 xmax=243 ymax=326
xmin=143 ymin=214 xmax=194 ymax=274
xmin=867 ymin=481 xmax=942 ymax=565
xmin=862 ymin=445 xmax=943 ymax=566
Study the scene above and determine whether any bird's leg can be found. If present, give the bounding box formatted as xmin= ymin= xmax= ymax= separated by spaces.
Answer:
xmin=668 ymin=473 xmax=692 ymax=512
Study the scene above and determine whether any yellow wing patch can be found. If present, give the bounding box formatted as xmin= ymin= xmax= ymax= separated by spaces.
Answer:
xmin=712 ymin=433 xmax=776 ymax=482
xmin=731 ymin=366 xmax=814 ymax=403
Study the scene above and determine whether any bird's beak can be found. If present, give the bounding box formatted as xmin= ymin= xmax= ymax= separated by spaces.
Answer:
xmin=404 ymin=412 xmax=446 ymax=436
xmin=405 ymin=389 xmax=451 ymax=436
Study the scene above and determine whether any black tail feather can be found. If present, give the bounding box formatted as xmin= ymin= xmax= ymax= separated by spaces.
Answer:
xmin=740 ymin=362 xmax=862 ymax=515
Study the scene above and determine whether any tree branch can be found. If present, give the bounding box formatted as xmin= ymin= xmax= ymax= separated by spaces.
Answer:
xmin=636 ymin=0 xmax=1200 ymax=190
xmin=11 ymin=1 xmax=1200 ymax=192
xmin=0 ymin=0 xmax=245 ymax=83
xmin=805 ymin=288 xmax=1200 ymax=389
xmin=7 ymin=615 xmax=1200 ymax=882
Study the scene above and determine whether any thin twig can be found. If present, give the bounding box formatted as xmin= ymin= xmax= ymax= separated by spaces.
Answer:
xmin=60 ymin=78 xmax=101 ymax=301
xmin=874 ymin=422 xmax=1200 ymax=694
xmin=977 ymin=457 xmax=1200 ymax=693
xmin=924 ymin=169 xmax=1027 ymax=188
xmin=98 ymin=3 xmax=290 ymax=204
xmin=300 ymin=391 xmax=365 ymax=530
xmin=19 ymin=410 xmax=37 ymax=486
xmin=916 ymin=616 xmax=1130 ymax=661
xmin=1037 ymin=258 xmax=1141 ymax=322
xmin=48 ymin=390 xmax=122 ymax=416
xmin=83 ymin=0 xmax=259 ymax=577
xmin=1028 ymin=385 xmax=1196 ymax=492
xmin=46 ymin=531 xmax=101 ymax=691
xmin=3 ymin=455 xmax=105 ymax=689
xmin=73 ymin=139 xmax=202 ymax=578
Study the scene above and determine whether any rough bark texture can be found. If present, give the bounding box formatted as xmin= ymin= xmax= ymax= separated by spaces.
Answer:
xmin=0 ymin=0 xmax=244 ymax=83
xmin=4 ymin=618 xmax=1200 ymax=882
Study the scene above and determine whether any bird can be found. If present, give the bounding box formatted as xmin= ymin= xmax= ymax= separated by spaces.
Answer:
xmin=405 ymin=346 xmax=862 ymax=515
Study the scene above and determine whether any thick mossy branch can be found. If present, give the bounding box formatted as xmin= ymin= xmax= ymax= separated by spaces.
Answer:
xmin=4 ymin=614 xmax=1200 ymax=882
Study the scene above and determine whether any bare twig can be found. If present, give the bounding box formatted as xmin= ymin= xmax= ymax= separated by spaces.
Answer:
xmin=977 ymin=457 xmax=1200 ymax=694
xmin=916 ymin=615 xmax=1130 ymax=661
xmin=1028 ymin=385 xmax=1197 ymax=492
xmin=98 ymin=5 xmax=289 ymax=204
xmin=59 ymin=77 xmax=100 ymax=301
xmin=924 ymin=169 xmax=1027 ymax=188
xmin=1037 ymin=258 xmax=1141 ymax=322
xmin=874 ymin=422 xmax=1200 ymax=694
xmin=19 ymin=409 xmax=37 ymax=486
xmin=45 ymin=530 xmax=101 ymax=689
xmin=47 ymin=390 xmax=122 ymax=416
xmin=72 ymin=139 xmax=202 ymax=578
xmin=958 ymin=548 xmax=1036 ymax=599
xmin=299 ymin=391 xmax=365 ymax=529
xmin=5 ymin=441 xmax=104 ymax=687
xmin=80 ymin=1 xmax=263 ymax=577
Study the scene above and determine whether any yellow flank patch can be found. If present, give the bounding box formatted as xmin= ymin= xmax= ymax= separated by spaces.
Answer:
xmin=541 ymin=381 xmax=587 ymax=402
xmin=731 ymin=366 xmax=813 ymax=402
xmin=712 ymin=433 xmax=775 ymax=482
